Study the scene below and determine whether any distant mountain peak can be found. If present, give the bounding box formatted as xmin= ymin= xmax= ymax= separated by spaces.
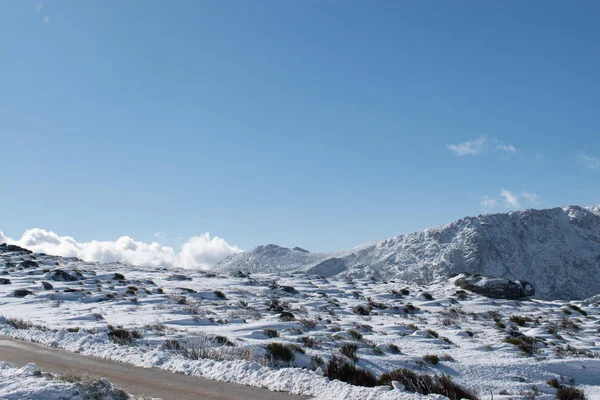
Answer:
xmin=214 ymin=206 xmax=600 ymax=300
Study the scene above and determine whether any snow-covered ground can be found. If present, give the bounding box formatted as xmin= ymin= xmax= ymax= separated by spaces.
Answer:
xmin=0 ymin=361 xmax=132 ymax=399
xmin=1 ymin=246 xmax=599 ymax=399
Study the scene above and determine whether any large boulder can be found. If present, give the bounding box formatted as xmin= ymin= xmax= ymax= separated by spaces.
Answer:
xmin=44 ymin=269 xmax=79 ymax=282
xmin=454 ymin=274 xmax=535 ymax=300
xmin=0 ymin=243 xmax=33 ymax=254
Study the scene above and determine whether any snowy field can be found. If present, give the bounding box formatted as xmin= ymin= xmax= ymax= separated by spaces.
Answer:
xmin=1 ymin=245 xmax=599 ymax=400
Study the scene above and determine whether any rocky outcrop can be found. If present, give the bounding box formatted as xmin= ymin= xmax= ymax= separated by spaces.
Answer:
xmin=454 ymin=274 xmax=535 ymax=300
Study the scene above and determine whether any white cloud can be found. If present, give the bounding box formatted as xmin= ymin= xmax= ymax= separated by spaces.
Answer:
xmin=0 ymin=228 xmax=241 ymax=269
xmin=495 ymin=143 xmax=517 ymax=154
xmin=43 ymin=16 xmax=50 ymax=23
xmin=447 ymin=135 xmax=487 ymax=156
xmin=500 ymin=189 xmax=520 ymax=208
xmin=35 ymin=4 xmax=43 ymax=12
xmin=154 ymin=231 xmax=167 ymax=240
xmin=482 ymin=189 xmax=541 ymax=210
xmin=577 ymin=152 xmax=600 ymax=170
xmin=447 ymin=136 xmax=519 ymax=157
xmin=522 ymin=191 xmax=540 ymax=205
xmin=480 ymin=196 xmax=498 ymax=209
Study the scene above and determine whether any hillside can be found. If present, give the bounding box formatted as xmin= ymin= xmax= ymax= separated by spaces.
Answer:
xmin=214 ymin=206 xmax=600 ymax=300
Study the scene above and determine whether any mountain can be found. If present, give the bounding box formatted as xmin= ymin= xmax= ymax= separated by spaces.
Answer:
xmin=214 ymin=206 xmax=600 ymax=300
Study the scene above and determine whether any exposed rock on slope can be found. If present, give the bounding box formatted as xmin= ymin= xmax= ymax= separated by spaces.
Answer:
xmin=214 ymin=206 xmax=600 ymax=300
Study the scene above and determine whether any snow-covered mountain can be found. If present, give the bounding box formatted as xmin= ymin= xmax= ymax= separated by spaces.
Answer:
xmin=214 ymin=206 xmax=600 ymax=300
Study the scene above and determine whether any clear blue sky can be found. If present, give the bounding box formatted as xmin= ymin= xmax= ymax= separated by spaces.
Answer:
xmin=1 ymin=1 xmax=599 ymax=252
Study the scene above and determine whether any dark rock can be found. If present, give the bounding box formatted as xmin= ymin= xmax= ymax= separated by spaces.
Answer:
xmin=45 ymin=269 xmax=79 ymax=282
xmin=352 ymin=304 xmax=373 ymax=316
xmin=178 ymin=287 xmax=197 ymax=294
xmin=41 ymin=281 xmax=53 ymax=290
xmin=0 ymin=278 xmax=11 ymax=284
xmin=229 ymin=270 xmax=248 ymax=278
xmin=292 ymin=247 xmax=310 ymax=253
xmin=0 ymin=244 xmax=33 ymax=254
xmin=454 ymin=274 xmax=535 ymax=300
xmin=19 ymin=260 xmax=39 ymax=268
xmin=280 ymin=285 xmax=299 ymax=295
xmin=13 ymin=289 xmax=33 ymax=297
xmin=166 ymin=274 xmax=191 ymax=281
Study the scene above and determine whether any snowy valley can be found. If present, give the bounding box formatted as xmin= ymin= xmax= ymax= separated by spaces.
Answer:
xmin=1 ymin=224 xmax=599 ymax=399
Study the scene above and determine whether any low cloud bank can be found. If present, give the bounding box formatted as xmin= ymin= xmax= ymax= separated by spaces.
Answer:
xmin=0 ymin=228 xmax=241 ymax=269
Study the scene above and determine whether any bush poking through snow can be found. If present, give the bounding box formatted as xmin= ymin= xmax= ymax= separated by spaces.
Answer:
xmin=423 ymin=354 xmax=440 ymax=365
xmin=324 ymin=355 xmax=377 ymax=387
xmin=300 ymin=336 xmax=316 ymax=348
xmin=263 ymin=328 xmax=279 ymax=338
xmin=266 ymin=343 xmax=295 ymax=363
xmin=503 ymin=335 xmax=540 ymax=356
xmin=213 ymin=290 xmax=227 ymax=299
xmin=339 ymin=343 xmax=359 ymax=362
xmin=298 ymin=318 xmax=318 ymax=330
xmin=556 ymin=387 xmax=587 ymax=400
xmin=378 ymin=368 xmax=478 ymax=400
xmin=107 ymin=326 xmax=142 ymax=346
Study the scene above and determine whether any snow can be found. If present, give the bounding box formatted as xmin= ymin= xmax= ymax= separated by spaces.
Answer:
xmin=1 ymin=246 xmax=599 ymax=399
xmin=215 ymin=205 xmax=600 ymax=300
xmin=0 ymin=362 xmax=131 ymax=399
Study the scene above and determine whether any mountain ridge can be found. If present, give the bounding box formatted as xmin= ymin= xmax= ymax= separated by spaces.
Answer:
xmin=214 ymin=205 xmax=600 ymax=300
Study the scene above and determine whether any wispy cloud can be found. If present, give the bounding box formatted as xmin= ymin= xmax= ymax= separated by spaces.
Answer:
xmin=43 ymin=16 xmax=50 ymax=23
xmin=0 ymin=229 xmax=241 ymax=269
xmin=447 ymin=135 xmax=487 ymax=156
xmin=500 ymin=189 xmax=520 ymax=208
xmin=480 ymin=196 xmax=498 ymax=209
xmin=577 ymin=152 xmax=600 ymax=170
xmin=521 ymin=191 xmax=540 ymax=205
xmin=481 ymin=189 xmax=541 ymax=210
xmin=35 ymin=4 xmax=43 ymax=12
xmin=447 ymin=136 xmax=518 ymax=157
xmin=495 ymin=143 xmax=517 ymax=154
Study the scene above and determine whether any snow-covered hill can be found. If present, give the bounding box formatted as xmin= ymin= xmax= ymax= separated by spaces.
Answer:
xmin=214 ymin=206 xmax=600 ymax=300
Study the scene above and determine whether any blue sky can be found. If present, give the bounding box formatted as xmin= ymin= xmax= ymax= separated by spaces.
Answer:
xmin=1 ymin=1 xmax=599 ymax=260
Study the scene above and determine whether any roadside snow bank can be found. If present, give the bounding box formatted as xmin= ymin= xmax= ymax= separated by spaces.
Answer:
xmin=0 ymin=324 xmax=437 ymax=400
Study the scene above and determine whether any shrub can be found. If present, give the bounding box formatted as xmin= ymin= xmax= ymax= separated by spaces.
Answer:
xmin=299 ymin=318 xmax=318 ymax=330
xmin=372 ymin=346 xmax=384 ymax=355
xmin=422 ymin=292 xmax=434 ymax=300
xmin=279 ymin=311 xmax=296 ymax=321
xmin=556 ymin=387 xmax=587 ymax=400
xmin=423 ymin=354 xmax=440 ymax=365
xmin=324 ymin=356 xmax=377 ymax=387
xmin=455 ymin=290 xmax=468 ymax=300
xmin=504 ymin=335 xmax=539 ymax=356
xmin=348 ymin=329 xmax=363 ymax=340
xmin=301 ymin=336 xmax=317 ymax=348
xmin=213 ymin=290 xmax=227 ymax=299
xmin=263 ymin=328 xmax=279 ymax=338
xmin=352 ymin=304 xmax=372 ymax=316
xmin=509 ymin=315 xmax=531 ymax=327
xmin=340 ymin=343 xmax=359 ymax=362
xmin=4 ymin=317 xmax=33 ymax=330
xmin=388 ymin=343 xmax=400 ymax=353
xmin=378 ymin=368 xmax=478 ymax=400
xmin=113 ymin=273 xmax=125 ymax=280
xmin=566 ymin=304 xmax=587 ymax=316
xmin=426 ymin=329 xmax=439 ymax=339
xmin=107 ymin=326 xmax=142 ymax=346
xmin=401 ymin=288 xmax=410 ymax=295
xmin=266 ymin=343 xmax=295 ymax=363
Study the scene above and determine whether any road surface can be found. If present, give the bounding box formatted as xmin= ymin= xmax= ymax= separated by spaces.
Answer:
xmin=0 ymin=336 xmax=311 ymax=400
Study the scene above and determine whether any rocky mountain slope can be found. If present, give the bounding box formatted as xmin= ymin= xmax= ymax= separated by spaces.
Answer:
xmin=214 ymin=206 xmax=600 ymax=300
